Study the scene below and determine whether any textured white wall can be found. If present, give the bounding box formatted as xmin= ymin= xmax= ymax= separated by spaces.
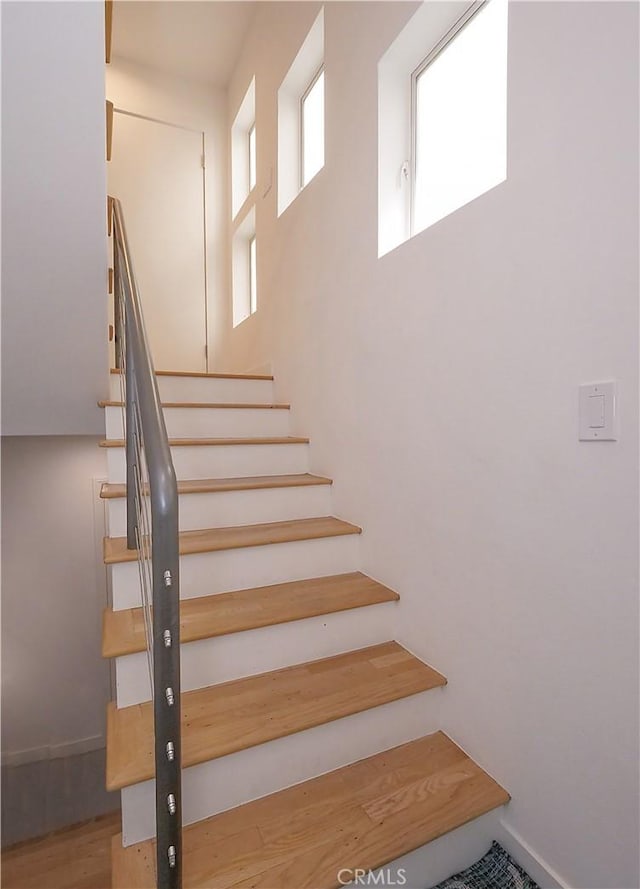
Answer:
xmin=106 ymin=58 xmax=229 ymax=371
xmin=1 ymin=1 xmax=108 ymax=435
xmin=1 ymin=437 xmax=109 ymax=757
xmin=219 ymin=3 xmax=639 ymax=887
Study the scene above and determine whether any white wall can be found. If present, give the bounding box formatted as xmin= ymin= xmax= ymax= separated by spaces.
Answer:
xmin=1 ymin=436 xmax=109 ymax=759
xmin=106 ymin=58 xmax=229 ymax=370
xmin=1 ymin=436 xmax=116 ymax=843
xmin=220 ymin=3 xmax=639 ymax=887
xmin=1 ymin=1 xmax=108 ymax=435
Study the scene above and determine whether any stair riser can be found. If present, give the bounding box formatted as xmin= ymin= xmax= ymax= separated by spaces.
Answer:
xmin=106 ymin=484 xmax=333 ymax=537
xmin=114 ymin=601 xmax=399 ymax=706
xmin=104 ymin=405 xmax=291 ymax=440
xmin=109 ymin=376 xmax=275 ymax=403
xmin=120 ymin=688 xmax=445 ymax=845
xmin=373 ymin=811 xmax=503 ymax=889
xmin=106 ymin=442 xmax=309 ymax=482
xmin=110 ymin=535 xmax=361 ymax=610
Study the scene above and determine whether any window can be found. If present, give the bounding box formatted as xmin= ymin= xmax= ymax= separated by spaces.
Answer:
xmin=231 ymin=78 xmax=256 ymax=217
xmin=231 ymin=79 xmax=258 ymax=325
xmin=278 ymin=8 xmax=324 ymax=215
xmin=378 ymin=0 xmax=508 ymax=256
xmin=249 ymin=235 xmax=257 ymax=315
xmin=412 ymin=0 xmax=508 ymax=235
xmin=232 ymin=207 xmax=256 ymax=327
xmin=301 ymin=68 xmax=325 ymax=187
xmin=248 ymin=124 xmax=257 ymax=192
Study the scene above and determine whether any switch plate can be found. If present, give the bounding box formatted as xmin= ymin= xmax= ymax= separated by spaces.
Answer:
xmin=579 ymin=381 xmax=618 ymax=441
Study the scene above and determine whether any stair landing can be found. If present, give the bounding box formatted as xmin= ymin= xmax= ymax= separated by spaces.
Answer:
xmin=112 ymin=731 xmax=509 ymax=888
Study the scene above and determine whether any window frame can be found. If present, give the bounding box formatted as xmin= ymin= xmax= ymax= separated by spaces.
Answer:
xmin=299 ymin=64 xmax=325 ymax=189
xmin=409 ymin=0 xmax=488 ymax=234
xmin=249 ymin=234 xmax=257 ymax=315
xmin=248 ymin=122 xmax=256 ymax=193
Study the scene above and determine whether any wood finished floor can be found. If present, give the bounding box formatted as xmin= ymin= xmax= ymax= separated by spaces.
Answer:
xmin=1 ymin=813 xmax=120 ymax=889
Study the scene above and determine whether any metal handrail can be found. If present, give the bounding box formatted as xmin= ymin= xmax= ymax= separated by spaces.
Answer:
xmin=111 ymin=197 xmax=182 ymax=889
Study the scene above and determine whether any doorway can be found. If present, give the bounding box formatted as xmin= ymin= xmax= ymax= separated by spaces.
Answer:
xmin=108 ymin=110 xmax=208 ymax=372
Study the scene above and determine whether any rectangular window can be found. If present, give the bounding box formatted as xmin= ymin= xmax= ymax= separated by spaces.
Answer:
xmin=412 ymin=0 xmax=507 ymax=234
xmin=249 ymin=235 xmax=257 ymax=315
xmin=231 ymin=78 xmax=256 ymax=218
xmin=248 ymin=123 xmax=256 ymax=192
xmin=301 ymin=67 xmax=325 ymax=188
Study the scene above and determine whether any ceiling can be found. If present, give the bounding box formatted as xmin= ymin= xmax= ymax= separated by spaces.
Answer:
xmin=112 ymin=1 xmax=258 ymax=87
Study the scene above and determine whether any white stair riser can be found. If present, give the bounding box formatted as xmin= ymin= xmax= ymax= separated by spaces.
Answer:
xmin=120 ymin=688 xmax=446 ymax=845
xmin=106 ymin=484 xmax=333 ymax=537
xmin=104 ymin=406 xmax=291 ymax=440
xmin=373 ymin=811 xmax=504 ymax=889
xmin=110 ymin=535 xmax=361 ymax=610
xmin=106 ymin=442 xmax=309 ymax=482
xmin=109 ymin=376 xmax=275 ymax=403
xmin=115 ymin=601 xmax=399 ymax=706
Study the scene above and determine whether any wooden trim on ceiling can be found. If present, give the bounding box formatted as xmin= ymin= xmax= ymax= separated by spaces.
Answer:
xmin=106 ymin=100 xmax=114 ymax=161
xmin=105 ymin=0 xmax=113 ymax=63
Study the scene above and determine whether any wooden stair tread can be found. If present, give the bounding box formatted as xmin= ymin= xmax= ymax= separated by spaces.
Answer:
xmin=98 ymin=400 xmax=290 ymax=409
xmin=102 ymin=572 xmax=399 ymax=657
xmin=111 ymin=731 xmax=509 ymax=888
xmin=105 ymin=642 xmax=446 ymax=790
xmin=103 ymin=517 xmax=361 ymax=565
xmin=99 ymin=436 xmax=309 ymax=448
xmin=110 ymin=368 xmax=273 ymax=380
xmin=100 ymin=473 xmax=332 ymax=500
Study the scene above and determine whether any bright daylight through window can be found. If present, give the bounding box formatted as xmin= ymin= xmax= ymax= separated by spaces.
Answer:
xmin=249 ymin=235 xmax=257 ymax=315
xmin=249 ymin=124 xmax=256 ymax=192
xmin=301 ymin=68 xmax=325 ymax=187
xmin=412 ymin=0 xmax=508 ymax=234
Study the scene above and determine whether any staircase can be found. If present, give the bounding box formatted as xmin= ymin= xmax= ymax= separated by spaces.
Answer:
xmin=100 ymin=368 xmax=509 ymax=888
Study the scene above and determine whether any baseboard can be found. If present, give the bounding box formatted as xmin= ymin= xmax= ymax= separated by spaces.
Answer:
xmin=1 ymin=745 xmax=119 ymax=847
xmin=494 ymin=820 xmax=572 ymax=889
xmin=1 ymin=734 xmax=105 ymax=768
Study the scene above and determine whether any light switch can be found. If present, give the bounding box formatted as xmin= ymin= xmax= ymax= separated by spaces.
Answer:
xmin=579 ymin=381 xmax=618 ymax=441
xmin=588 ymin=395 xmax=605 ymax=428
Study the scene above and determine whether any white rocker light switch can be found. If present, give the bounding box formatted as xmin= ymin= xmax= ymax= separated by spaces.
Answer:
xmin=579 ymin=381 xmax=618 ymax=441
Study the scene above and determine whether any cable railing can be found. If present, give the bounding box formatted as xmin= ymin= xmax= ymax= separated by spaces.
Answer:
xmin=111 ymin=197 xmax=182 ymax=889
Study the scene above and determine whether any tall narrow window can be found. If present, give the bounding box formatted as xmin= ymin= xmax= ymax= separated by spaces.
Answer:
xmin=301 ymin=68 xmax=325 ymax=187
xmin=231 ymin=78 xmax=256 ymax=217
xmin=412 ymin=0 xmax=508 ymax=234
xmin=249 ymin=235 xmax=257 ymax=315
xmin=248 ymin=123 xmax=256 ymax=192
xmin=277 ymin=8 xmax=324 ymax=214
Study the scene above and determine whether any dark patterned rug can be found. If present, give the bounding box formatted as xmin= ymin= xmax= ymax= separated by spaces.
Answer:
xmin=430 ymin=842 xmax=541 ymax=889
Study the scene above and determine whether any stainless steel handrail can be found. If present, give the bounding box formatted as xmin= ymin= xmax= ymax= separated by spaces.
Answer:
xmin=111 ymin=197 xmax=182 ymax=889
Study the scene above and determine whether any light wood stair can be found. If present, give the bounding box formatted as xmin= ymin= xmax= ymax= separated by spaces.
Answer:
xmin=112 ymin=731 xmax=509 ymax=889
xmin=103 ymin=516 xmax=361 ymax=565
xmin=100 ymin=472 xmax=332 ymax=500
xmin=102 ymin=572 xmax=399 ymax=657
xmin=110 ymin=368 xmax=274 ymax=380
xmin=99 ymin=401 xmax=291 ymax=409
xmin=102 ymin=367 xmax=509 ymax=879
xmin=100 ymin=436 xmax=309 ymax=449
xmin=106 ymin=642 xmax=445 ymax=791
